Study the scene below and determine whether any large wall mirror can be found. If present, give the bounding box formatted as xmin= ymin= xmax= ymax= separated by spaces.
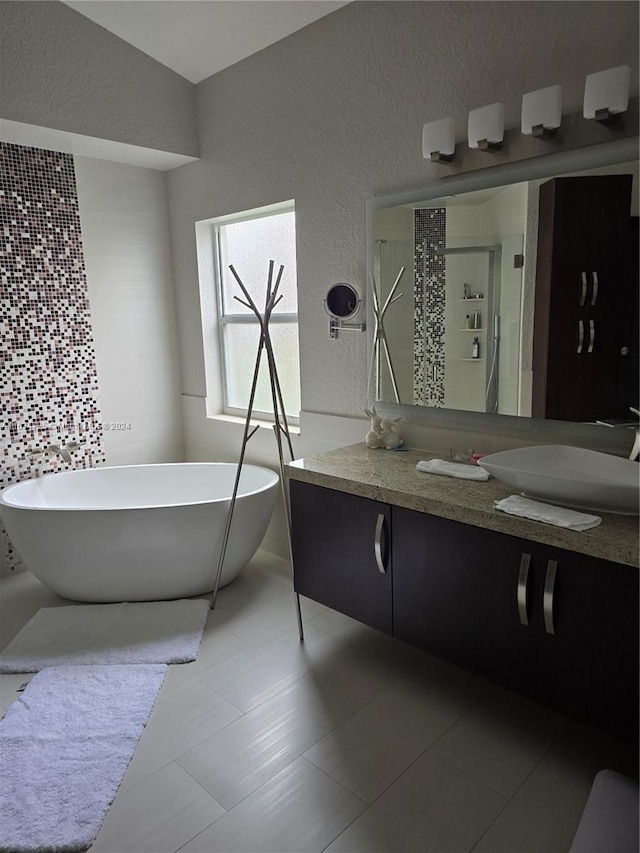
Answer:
xmin=367 ymin=137 xmax=639 ymax=434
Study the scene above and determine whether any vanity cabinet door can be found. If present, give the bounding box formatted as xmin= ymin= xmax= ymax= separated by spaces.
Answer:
xmin=534 ymin=547 xmax=639 ymax=743
xmin=289 ymin=480 xmax=392 ymax=634
xmin=392 ymin=507 xmax=539 ymax=698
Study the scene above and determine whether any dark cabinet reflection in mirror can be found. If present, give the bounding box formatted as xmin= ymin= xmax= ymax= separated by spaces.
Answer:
xmin=533 ymin=175 xmax=637 ymax=421
xmin=372 ymin=160 xmax=638 ymax=423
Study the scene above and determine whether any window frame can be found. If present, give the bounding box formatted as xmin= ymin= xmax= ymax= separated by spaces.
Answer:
xmin=211 ymin=203 xmax=300 ymax=424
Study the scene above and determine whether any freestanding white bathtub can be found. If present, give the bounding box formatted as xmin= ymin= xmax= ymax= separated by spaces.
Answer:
xmin=0 ymin=463 xmax=279 ymax=602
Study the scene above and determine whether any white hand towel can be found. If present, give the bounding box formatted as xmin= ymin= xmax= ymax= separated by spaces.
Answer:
xmin=494 ymin=495 xmax=601 ymax=531
xmin=416 ymin=459 xmax=491 ymax=481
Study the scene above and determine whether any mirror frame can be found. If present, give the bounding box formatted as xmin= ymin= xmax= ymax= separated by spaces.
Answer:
xmin=366 ymin=132 xmax=639 ymax=452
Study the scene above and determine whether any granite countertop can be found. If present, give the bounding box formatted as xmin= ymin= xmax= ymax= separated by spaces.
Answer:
xmin=285 ymin=443 xmax=639 ymax=568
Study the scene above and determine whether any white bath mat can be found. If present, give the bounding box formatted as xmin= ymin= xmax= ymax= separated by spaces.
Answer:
xmin=0 ymin=663 xmax=167 ymax=853
xmin=0 ymin=599 xmax=210 ymax=673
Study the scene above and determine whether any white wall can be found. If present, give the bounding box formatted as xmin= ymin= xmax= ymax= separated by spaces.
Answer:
xmin=166 ymin=1 xmax=638 ymax=555
xmin=0 ymin=0 xmax=198 ymax=157
xmin=75 ymin=158 xmax=184 ymax=465
xmin=168 ymin=0 xmax=638 ymax=409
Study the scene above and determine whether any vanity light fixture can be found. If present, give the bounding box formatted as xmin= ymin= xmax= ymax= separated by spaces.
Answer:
xmin=521 ymin=85 xmax=562 ymax=138
xmin=422 ymin=117 xmax=456 ymax=162
xmin=583 ymin=65 xmax=630 ymax=125
xmin=468 ymin=102 xmax=504 ymax=151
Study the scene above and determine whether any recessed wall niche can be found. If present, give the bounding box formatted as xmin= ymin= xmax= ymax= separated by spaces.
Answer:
xmin=0 ymin=142 xmax=105 ymax=575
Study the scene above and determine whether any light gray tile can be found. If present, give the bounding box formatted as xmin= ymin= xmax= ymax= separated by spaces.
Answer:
xmin=177 ymin=678 xmax=354 ymax=808
xmin=180 ymin=757 xmax=366 ymax=852
xmin=0 ymin=673 xmax=33 ymax=718
xmin=0 ymin=572 xmax=71 ymax=651
xmin=304 ymin=631 xmax=422 ymax=711
xmin=303 ymin=665 xmax=474 ymax=802
xmin=91 ymin=762 xmax=225 ymax=853
xmin=213 ymin=550 xmax=296 ymax=608
xmin=326 ymin=751 xmax=506 ymax=853
xmin=430 ymin=686 xmax=567 ymax=797
xmin=121 ymin=680 xmax=243 ymax=789
xmin=473 ymin=722 xmax=638 ymax=853
xmin=306 ymin=607 xmax=376 ymax=641
xmin=200 ymin=625 xmax=349 ymax=712
xmin=209 ymin=590 xmax=325 ymax=647
xmin=161 ymin=622 xmax=254 ymax=697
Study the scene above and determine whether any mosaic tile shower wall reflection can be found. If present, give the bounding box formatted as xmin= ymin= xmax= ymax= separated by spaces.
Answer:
xmin=414 ymin=208 xmax=446 ymax=406
xmin=0 ymin=143 xmax=104 ymax=575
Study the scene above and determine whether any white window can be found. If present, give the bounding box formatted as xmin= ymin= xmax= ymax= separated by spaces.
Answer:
xmin=212 ymin=202 xmax=300 ymax=421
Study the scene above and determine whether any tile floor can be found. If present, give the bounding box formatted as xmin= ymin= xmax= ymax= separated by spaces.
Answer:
xmin=0 ymin=549 xmax=637 ymax=853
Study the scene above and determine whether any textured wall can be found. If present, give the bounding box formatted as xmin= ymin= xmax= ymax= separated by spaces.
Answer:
xmin=0 ymin=1 xmax=198 ymax=157
xmin=0 ymin=143 xmax=105 ymax=575
xmin=75 ymin=157 xmax=185 ymax=466
xmin=167 ymin=0 xmax=639 ymax=419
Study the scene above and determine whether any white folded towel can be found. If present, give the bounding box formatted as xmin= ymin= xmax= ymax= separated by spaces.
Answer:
xmin=494 ymin=495 xmax=601 ymax=531
xmin=416 ymin=459 xmax=491 ymax=481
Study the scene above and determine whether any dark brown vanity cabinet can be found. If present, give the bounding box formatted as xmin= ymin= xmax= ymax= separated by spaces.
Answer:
xmin=532 ymin=174 xmax=634 ymax=422
xmin=289 ymin=480 xmax=392 ymax=634
xmin=393 ymin=506 xmax=639 ymax=743
xmin=289 ymin=481 xmax=638 ymax=743
xmin=392 ymin=507 xmax=540 ymax=700
xmin=535 ymin=548 xmax=639 ymax=744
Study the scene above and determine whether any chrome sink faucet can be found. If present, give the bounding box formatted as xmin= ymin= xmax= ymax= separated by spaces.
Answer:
xmin=47 ymin=444 xmax=72 ymax=463
xmin=596 ymin=407 xmax=640 ymax=461
xmin=626 ymin=407 xmax=640 ymax=461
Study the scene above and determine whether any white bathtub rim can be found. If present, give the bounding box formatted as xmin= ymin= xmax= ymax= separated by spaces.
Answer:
xmin=0 ymin=462 xmax=280 ymax=512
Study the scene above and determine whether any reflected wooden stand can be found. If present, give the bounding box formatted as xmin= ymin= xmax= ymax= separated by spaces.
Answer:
xmin=210 ymin=260 xmax=303 ymax=641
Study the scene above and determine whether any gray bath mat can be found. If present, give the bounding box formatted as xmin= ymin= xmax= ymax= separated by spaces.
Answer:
xmin=0 ymin=663 xmax=167 ymax=852
xmin=0 ymin=599 xmax=210 ymax=673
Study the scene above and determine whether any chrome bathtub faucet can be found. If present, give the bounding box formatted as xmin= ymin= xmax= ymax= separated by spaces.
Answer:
xmin=46 ymin=445 xmax=72 ymax=463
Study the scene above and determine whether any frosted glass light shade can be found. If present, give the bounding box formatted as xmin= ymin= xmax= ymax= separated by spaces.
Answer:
xmin=583 ymin=65 xmax=630 ymax=119
xmin=468 ymin=103 xmax=504 ymax=149
xmin=521 ymin=85 xmax=562 ymax=134
xmin=422 ymin=117 xmax=456 ymax=161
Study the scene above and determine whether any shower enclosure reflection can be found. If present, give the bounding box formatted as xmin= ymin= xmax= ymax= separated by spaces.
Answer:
xmin=373 ymin=184 xmax=525 ymax=415
xmin=371 ymin=159 xmax=638 ymax=421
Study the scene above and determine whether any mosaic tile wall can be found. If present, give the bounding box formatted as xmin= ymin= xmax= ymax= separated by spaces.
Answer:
xmin=0 ymin=142 xmax=105 ymax=575
xmin=414 ymin=208 xmax=446 ymax=406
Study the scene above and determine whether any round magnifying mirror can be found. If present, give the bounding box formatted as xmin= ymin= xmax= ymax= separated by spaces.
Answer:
xmin=324 ymin=283 xmax=361 ymax=321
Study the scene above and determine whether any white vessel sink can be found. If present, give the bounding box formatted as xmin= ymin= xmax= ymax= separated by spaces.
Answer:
xmin=479 ymin=445 xmax=639 ymax=515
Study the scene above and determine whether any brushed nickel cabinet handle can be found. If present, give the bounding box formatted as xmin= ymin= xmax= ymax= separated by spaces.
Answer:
xmin=580 ymin=272 xmax=588 ymax=306
xmin=577 ymin=320 xmax=584 ymax=354
xmin=591 ymin=271 xmax=599 ymax=306
xmin=517 ymin=553 xmax=531 ymax=626
xmin=543 ymin=559 xmax=558 ymax=635
xmin=588 ymin=319 xmax=595 ymax=353
xmin=374 ymin=513 xmax=386 ymax=574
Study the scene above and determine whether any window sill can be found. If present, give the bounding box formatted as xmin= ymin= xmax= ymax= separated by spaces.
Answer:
xmin=207 ymin=413 xmax=301 ymax=435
